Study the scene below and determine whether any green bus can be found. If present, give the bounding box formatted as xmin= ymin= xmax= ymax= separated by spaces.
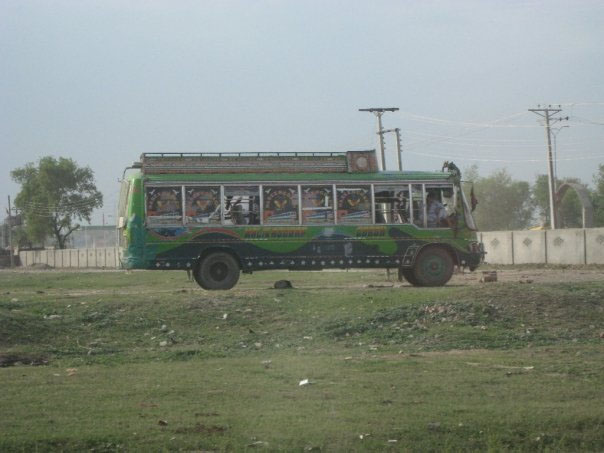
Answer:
xmin=118 ymin=151 xmax=483 ymax=289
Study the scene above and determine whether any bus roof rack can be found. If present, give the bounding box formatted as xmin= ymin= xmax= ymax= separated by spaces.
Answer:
xmin=139 ymin=150 xmax=379 ymax=174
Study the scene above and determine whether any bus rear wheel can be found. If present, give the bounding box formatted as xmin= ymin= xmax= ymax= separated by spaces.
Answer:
xmin=194 ymin=252 xmax=240 ymax=290
xmin=412 ymin=247 xmax=454 ymax=287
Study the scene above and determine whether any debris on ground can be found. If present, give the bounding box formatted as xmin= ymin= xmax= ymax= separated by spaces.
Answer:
xmin=299 ymin=379 xmax=310 ymax=386
xmin=480 ymin=271 xmax=498 ymax=283
xmin=274 ymin=280 xmax=293 ymax=289
xmin=44 ymin=314 xmax=62 ymax=320
xmin=427 ymin=422 xmax=441 ymax=431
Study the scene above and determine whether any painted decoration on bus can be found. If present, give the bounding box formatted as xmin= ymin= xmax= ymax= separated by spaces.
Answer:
xmin=302 ymin=186 xmax=334 ymax=224
xmin=186 ymin=186 xmax=220 ymax=224
xmin=146 ymin=186 xmax=182 ymax=224
xmin=263 ymin=186 xmax=299 ymax=224
xmin=337 ymin=186 xmax=371 ymax=224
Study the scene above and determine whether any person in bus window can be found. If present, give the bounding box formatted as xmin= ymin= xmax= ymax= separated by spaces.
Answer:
xmin=394 ymin=190 xmax=409 ymax=223
xmin=426 ymin=192 xmax=447 ymax=227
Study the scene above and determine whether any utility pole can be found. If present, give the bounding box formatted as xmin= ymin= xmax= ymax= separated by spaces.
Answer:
xmin=359 ymin=107 xmax=399 ymax=171
xmin=528 ymin=106 xmax=568 ymax=230
xmin=381 ymin=128 xmax=403 ymax=171
xmin=552 ymin=125 xmax=569 ymax=185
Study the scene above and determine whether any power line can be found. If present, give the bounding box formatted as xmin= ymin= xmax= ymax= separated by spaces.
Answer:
xmin=571 ymin=116 xmax=604 ymax=126
xmin=405 ymin=150 xmax=604 ymax=163
xmin=398 ymin=111 xmax=541 ymax=128
xmin=558 ymin=102 xmax=604 ymax=106
xmin=404 ymin=111 xmax=541 ymax=151
xmin=405 ymin=130 xmax=546 ymax=143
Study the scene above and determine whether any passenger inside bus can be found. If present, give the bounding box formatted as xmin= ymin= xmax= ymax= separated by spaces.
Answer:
xmin=374 ymin=187 xmax=409 ymax=224
xmin=224 ymin=186 xmax=261 ymax=225
xmin=426 ymin=192 xmax=447 ymax=227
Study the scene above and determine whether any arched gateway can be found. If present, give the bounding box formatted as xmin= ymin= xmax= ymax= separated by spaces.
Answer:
xmin=556 ymin=182 xmax=594 ymax=228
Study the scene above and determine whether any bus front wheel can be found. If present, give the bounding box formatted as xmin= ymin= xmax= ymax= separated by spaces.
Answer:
xmin=412 ymin=247 xmax=454 ymax=287
xmin=194 ymin=252 xmax=240 ymax=290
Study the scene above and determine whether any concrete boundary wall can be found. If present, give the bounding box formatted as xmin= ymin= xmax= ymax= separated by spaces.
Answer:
xmin=512 ymin=230 xmax=547 ymax=264
xmin=14 ymin=228 xmax=604 ymax=268
xmin=19 ymin=248 xmax=120 ymax=269
xmin=480 ymin=231 xmax=513 ymax=265
xmin=481 ymin=227 xmax=604 ymax=265
xmin=586 ymin=229 xmax=604 ymax=265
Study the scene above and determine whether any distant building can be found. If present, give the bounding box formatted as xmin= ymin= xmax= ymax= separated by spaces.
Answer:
xmin=69 ymin=225 xmax=117 ymax=248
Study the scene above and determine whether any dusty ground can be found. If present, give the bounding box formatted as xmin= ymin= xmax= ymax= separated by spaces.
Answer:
xmin=453 ymin=266 xmax=604 ymax=285
xmin=1 ymin=265 xmax=603 ymax=293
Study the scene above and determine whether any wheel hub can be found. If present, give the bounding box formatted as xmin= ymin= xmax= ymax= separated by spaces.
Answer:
xmin=210 ymin=262 xmax=228 ymax=281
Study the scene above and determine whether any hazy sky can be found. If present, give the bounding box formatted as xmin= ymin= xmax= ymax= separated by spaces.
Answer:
xmin=2 ymin=0 xmax=604 ymax=224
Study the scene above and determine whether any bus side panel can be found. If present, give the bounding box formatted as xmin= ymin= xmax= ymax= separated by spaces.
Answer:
xmin=140 ymin=224 xmax=481 ymax=271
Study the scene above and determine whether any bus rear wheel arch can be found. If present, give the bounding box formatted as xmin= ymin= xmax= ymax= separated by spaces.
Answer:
xmin=193 ymin=252 xmax=240 ymax=290
xmin=410 ymin=246 xmax=454 ymax=287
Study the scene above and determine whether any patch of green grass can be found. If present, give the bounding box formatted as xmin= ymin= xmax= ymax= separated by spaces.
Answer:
xmin=1 ymin=269 xmax=603 ymax=451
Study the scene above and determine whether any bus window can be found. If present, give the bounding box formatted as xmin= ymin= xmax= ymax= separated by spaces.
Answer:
xmin=302 ymin=186 xmax=334 ymax=224
xmin=374 ymin=185 xmax=410 ymax=224
xmin=337 ymin=185 xmax=371 ymax=224
xmin=185 ymin=186 xmax=221 ymax=225
xmin=411 ymin=184 xmax=424 ymax=227
xmin=146 ymin=186 xmax=183 ymax=225
xmin=224 ymin=186 xmax=260 ymax=225
xmin=263 ymin=186 xmax=299 ymax=225
xmin=425 ymin=185 xmax=454 ymax=228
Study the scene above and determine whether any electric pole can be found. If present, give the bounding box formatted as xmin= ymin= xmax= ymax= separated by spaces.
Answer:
xmin=381 ymin=128 xmax=403 ymax=171
xmin=528 ymin=105 xmax=568 ymax=230
xmin=552 ymin=125 xmax=569 ymax=185
xmin=359 ymin=107 xmax=399 ymax=171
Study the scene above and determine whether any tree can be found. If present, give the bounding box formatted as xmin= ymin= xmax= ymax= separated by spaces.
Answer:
xmin=11 ymin=157 xmax=103 ymax=249
xmin=532 ymin=175 xmax=587 ymax=228
xmin=470 ymin=168 xmax=533 ymax=231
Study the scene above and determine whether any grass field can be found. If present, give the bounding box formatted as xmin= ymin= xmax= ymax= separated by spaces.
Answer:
xmin=1 ymin=268 xmax=603 ymax=452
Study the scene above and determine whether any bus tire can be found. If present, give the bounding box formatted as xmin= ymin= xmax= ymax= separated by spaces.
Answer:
xmin=194 ymin=252 xmax=240 ymax=290
xmin=400 ymin=268 xmax=421 ymax=286
xmin=412 ymin=247 xmax=454 ymax=287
